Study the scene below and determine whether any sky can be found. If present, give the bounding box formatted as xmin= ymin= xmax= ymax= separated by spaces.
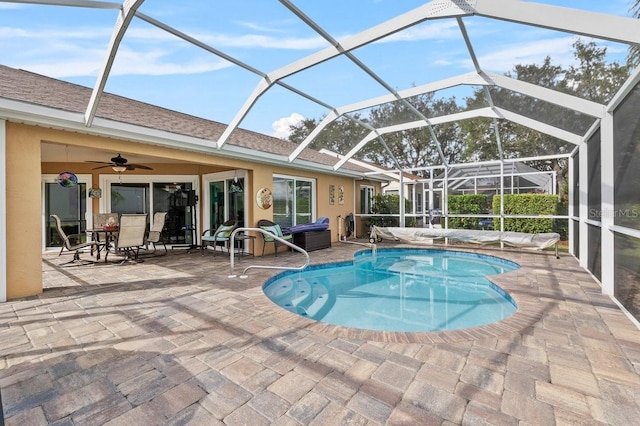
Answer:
xmin=0 ymin=0 xmax=635 ymax=138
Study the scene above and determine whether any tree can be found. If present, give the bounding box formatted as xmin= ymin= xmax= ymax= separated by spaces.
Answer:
xmin=629 ymin=0 xmax=640 ymax=67
xmin=566 ymin=39 xmax=630 ymax=103
xmin=287 ymin=113 xmax=373 ymax=159
xmin=354 ymin=93 xmax=464 ymax=176
xmin=460 ymin=40 xmax=629 ymax=201
xmin=287 ymin=41 xmax=629 ymax=202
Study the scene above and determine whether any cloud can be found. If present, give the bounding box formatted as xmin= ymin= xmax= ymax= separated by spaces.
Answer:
xmin=235 ymin=20 xmax=296 ymax=34
xmin=199 ymin=33 xmax=326 ymax=50
xmin=272 ymin=113 xmax=304 ymax=138
xmin=381 ymin=20 xmax=461 ymax=42
xmin=473 ymin=36 xmax=579 ymax=73
xmin=111 ymin=48 xmax=234 ymax=76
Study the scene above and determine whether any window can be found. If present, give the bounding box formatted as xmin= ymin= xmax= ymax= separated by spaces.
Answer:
xmin=273 ymin=175 xmax=315 ymax=228
xmin=361 ymin=186 xmax=375 ymax=214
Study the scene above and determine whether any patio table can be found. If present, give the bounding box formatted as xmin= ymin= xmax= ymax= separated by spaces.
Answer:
xmin=86 ymin=227 xmax=119 ymax=262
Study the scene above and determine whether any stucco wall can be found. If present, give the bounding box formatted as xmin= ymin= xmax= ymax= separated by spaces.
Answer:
xmin=5 ymin=122 xmax=381 ymax=298
xmin=6 ymin=123 xmax=44 ymax=299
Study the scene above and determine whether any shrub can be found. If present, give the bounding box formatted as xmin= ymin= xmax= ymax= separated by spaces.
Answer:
xmin=447 ymin=194 xmax=488 ymax=229
xmin=492 ymin=194 xmax=559 ymax=234
xmin=369 ymin=194 xmax=416 ymax=227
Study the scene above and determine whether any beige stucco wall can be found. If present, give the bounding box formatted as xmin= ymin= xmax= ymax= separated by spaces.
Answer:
xmin=6 ymin=123 xmax=44 ymax=299
xmin=6 ymin=122 xmax=381 ymax=299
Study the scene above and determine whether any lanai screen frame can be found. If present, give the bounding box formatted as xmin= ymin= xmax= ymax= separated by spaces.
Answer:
xmin=2 ymin=1 xmax=640 ymax=317
xmin=361 ymin=154 xmax=563 ymax=230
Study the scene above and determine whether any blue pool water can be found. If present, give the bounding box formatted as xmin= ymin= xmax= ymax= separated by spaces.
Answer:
xmin=263 ymin=248 xmax=520 ymax=332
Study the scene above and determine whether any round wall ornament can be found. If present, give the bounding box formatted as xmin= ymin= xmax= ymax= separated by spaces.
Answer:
xmin=56 ymin=171 xmax=78 ymax=188
xmin=256 ymin=187 xmax=273 ymax=210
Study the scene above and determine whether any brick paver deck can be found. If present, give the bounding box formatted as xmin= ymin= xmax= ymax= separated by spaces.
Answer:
xmin=1 ymin=241 xmax=640 ymax=425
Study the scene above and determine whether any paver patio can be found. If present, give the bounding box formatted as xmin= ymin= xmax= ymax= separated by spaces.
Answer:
xmin=1 ymin=241 xmax=640 ymax=425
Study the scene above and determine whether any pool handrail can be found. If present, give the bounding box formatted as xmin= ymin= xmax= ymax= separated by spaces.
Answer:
xmin=338 ymin=238 xmax=377 ymax=256
xmin=228 ymin=227 xmax=310 ymax=277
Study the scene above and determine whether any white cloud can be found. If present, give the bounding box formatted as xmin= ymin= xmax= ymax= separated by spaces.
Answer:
xmin=473 ymin=36 xmax=578 ymax=73
xmin=382 ymin=21 xmax=461 ymax=42
xmin=236 ymin=20 xmax=295 ymax=34
xmin=200 ymin=33 xmax=326 ymax=50
xmin=272 ymin=113 xmax=304 ymax=139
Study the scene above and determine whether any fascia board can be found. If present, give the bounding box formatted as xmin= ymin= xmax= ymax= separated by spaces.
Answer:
xmin=0 ymin=98 xmax=367 ymax=178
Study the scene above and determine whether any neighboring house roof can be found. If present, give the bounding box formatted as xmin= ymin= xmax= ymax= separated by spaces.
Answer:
xmin=319 ymin=148 xmax=421 ymax=183
xmin=0 ymin=64 xmax=376 ymax=176
xmin=437 ymin=162 xmax=552 ymax=191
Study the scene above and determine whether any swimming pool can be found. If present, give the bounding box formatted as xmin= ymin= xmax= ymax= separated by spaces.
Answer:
xmin=263 ymin=248 xmax=520 ymax=332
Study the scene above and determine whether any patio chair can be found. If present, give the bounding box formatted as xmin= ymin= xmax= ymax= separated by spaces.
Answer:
xmin=51 ymin=214 xmax=100 ymax=266
xmin=106 ymin=213 xmax=148 ymax=264
xmin=93 ymin=212 xmax=119 ymax=228
xmin=201 ymin=219 xmax=237 ymax=256
xmin=91 ymin=212 xmax=120 ymax=247
xmin=257 ymin=219 xmax=293 ymax=257
xmin=145 ymin=211 xmax=168 ymax=255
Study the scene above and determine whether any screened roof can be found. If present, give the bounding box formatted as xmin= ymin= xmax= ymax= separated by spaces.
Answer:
xmin=436 ymin=162 xmax=553 ymax=193
xmin=1 ymin=0 xmax=640 ymax=176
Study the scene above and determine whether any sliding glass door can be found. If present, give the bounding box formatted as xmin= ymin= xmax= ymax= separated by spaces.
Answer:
xmin=100 ymin=175 xmax=198 ymax=246
xmin=202 ymin=171 xmax=247 ymax=250
xmin=43 ymin=174 xmax=92 ymax=250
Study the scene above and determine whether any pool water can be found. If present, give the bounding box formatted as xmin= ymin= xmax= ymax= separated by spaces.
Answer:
xmin=263 ymin=248 xmax=520 ymax=332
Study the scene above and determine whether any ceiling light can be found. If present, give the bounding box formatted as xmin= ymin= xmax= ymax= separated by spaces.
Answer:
xmin=112 ymin=165 xmax=127 ymax=173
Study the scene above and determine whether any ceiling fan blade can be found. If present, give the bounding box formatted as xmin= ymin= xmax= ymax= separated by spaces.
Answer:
xmin=92 ymin=164 xmax=113 ymax=170
xmin=128 ymin=164 xmax=153 ymax=170
xmin=85 ymin=160 xmax=112 ymax=164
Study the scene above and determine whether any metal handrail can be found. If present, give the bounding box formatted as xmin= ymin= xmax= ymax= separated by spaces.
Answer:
xmin=228 ymin=227 xmax=310 ymax=278
xmin=339 ymin=238 xmax=377 ymax=257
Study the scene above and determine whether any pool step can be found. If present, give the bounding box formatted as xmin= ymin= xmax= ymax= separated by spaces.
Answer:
xmin=300 ymin=284 xmax=329 ymax=318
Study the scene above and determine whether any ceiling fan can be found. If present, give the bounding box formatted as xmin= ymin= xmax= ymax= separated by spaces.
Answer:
xmin=85 ymin=153 xmax=153 ymax=172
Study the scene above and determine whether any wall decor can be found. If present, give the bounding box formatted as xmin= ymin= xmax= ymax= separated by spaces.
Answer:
xmin=56 ymin=171 xmax=78 ymax=188
xmin=256 ymin=187 xmax=273 ymax=210
xmin=338 ymin=185 xmax=344 ymax=205
xmin=329 ymin=185 xmax=335 ymax=205
xmin=89 ymin=188 xmax=102 ymax=198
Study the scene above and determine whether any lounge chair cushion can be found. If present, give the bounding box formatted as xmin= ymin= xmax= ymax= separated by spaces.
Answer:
xmin=202 ymin=224 xmax=236 ymax=242
xmin=284 ymin=217 xmax=330 ymax=234
xmin=260 ymin=224 xmax=292 ymax=241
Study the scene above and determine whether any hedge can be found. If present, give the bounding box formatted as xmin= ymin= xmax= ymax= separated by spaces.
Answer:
xmin=447 ymin=194 xmax=488 ymax=229
xmin=368 ymin=194 xmax=416 ymax=227
xmin=492 ymin=194 xmax=559 ymax=234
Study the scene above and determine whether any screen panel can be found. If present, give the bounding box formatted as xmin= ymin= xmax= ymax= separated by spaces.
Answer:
xmin=587 ymin=129 xmax=601 ymax=221
xmin=587 ymin=223 xmax=601 ymax=281
xmin=613 ymin=84 xmax=640 ymax=230
xmin=614 ymin=233 xmax=640 ymax=322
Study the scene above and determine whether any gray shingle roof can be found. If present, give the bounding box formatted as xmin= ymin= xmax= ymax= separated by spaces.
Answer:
xmin=0 ymin=64 xmax=372 ymax=174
